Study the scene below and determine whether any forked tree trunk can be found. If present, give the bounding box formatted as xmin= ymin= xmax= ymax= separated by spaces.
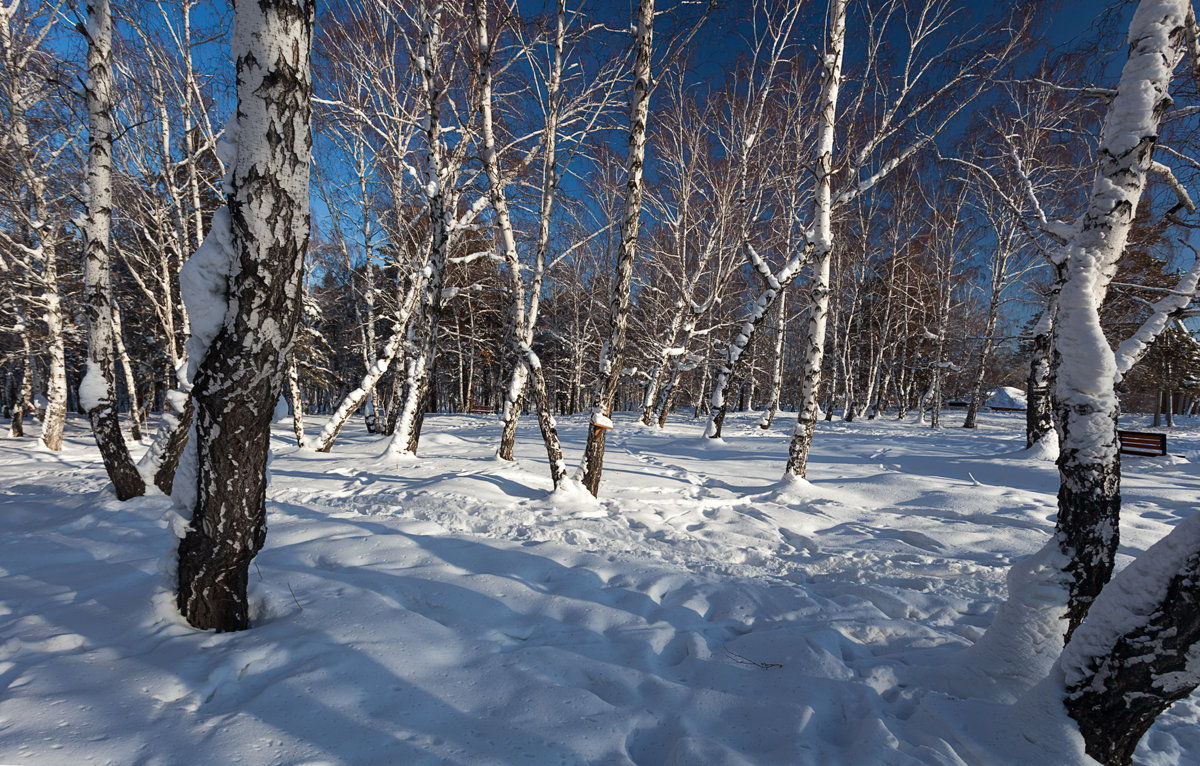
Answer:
xmin=389 ymin=2 xmax=451 ymax=459
xmin=474 ymin=0 xmax=567 ymax=485
xmin=1051 ymin=0 xmax=1186 ymax=641
xmin=176 ymin=0 xmax=312 ymax=632
xmin=80 ymin=0 xmax=144 ymax=500
xmin=576 ymin=0 xmax=654 ymax=496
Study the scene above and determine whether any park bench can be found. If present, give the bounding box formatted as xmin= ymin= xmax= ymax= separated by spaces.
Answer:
xmin=1117 ymin=430 xmax=1167 ymax=457
xmin=468 ymin=405 xmax=493 ymax=415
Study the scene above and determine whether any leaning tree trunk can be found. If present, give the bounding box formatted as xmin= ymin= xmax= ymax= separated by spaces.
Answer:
xmin=1056 ymin=511 xmax=1200 ymax=766
xmin=576 ymin=0 xmax=654 ymax=496
xmin=80 ymin=0 xmax=144 ymax=500
xmin=176 ymin=0 xmax=312 ymax=632
xmin=784 ymin=0 xmax=845 ymax=480
xmin=1051 ymin=0 xmax=1187 ymax=642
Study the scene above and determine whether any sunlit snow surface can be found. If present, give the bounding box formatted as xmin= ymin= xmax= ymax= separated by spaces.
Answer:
xmin=1 ymin=411 xmax=1197 ymax=765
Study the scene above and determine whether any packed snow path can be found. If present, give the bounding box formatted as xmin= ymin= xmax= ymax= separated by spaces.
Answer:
xmin=1 ymin=412 xmax=1198 ymax=764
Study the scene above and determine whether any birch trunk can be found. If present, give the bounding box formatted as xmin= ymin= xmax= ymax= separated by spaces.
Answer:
xmin=388 ymin=1 xmax=451 ymax=459
xmin=758 ymin=288 xmax=787 ymax=429
xmin=784 ymin=0 xmax=845 ymax=479
xmin=317 ymin=275 xmax=419 ymax=452
xmin=288 ymin=352 xmax=305 ymax=447
xmin=81 ymin=0 xmax=144 ymax=500
xmin=176 ymin=0 xmax=312 ymax=631
xmin=1050 ymin=0 xmax=1187 ymax=641
xmin=479 ymin=0 xmax=567 ymax=474
xmin=1026 ymin=304 xmax=1055 ymax=448
xmin=10 ymin=319 xmax=32 ymax=438
xmin=576 ymin=0 xmax=654 ymax=496
xmin=110 ymin=304 xmax=143 ymax=441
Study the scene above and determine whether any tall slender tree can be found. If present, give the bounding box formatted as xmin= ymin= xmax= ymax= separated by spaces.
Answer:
xmin=80 ymin=0 xmax=144 ymax=499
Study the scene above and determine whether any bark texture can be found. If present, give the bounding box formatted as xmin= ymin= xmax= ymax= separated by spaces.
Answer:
xmin=784 ymin=0 xmax=845 ymax=479
xmin=1052 ymin=0 xmax=1187 ymax=640
xmin=81 ymin=0 xmax=144 ymax=500
xmin=576 ymin=0 xmax=654 ymax=495
xmin=1060 ymin=513 xmax=1200 ymax=766
xmin=176 ymin=0 xmax=312 ymax=632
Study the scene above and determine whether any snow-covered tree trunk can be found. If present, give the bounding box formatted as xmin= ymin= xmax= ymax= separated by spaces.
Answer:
xmin=783 ymin=0 xmax=845 ymax=480
xmin=576 ymin=0 xmax=654 ymax=496
xmin=137 ymin=377 xmax=194 ymax=495
xmin=176 ymin=0 xmax=312 ymax=631
xmin=1053 ymin=511 xmax=1200 ymax=765
xmin=80 ymin=0 xmax=144 ymax=500
xmin=316 ymin=273 xmax=420 ymax=453
xmin=928 ymin=294 xmax=952 ymax=429
xmin=1051 ymin=0 xmax=1187 ymax=641
xmin=641 ymin=304 xmax=687 ymax=426
xmin=40 ymin=235 xmax=67 ymax=452
xmin=474 ymin=0 xmax=567 ymax=485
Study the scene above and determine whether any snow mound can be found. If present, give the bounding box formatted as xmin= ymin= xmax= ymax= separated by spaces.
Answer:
xmin=986 ymin=387 xmax=1027 ymax=411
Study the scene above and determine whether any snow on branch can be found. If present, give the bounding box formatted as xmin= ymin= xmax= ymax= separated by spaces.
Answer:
xmin=1113 ymin=245 xmax=1200 ymax=382
xmin=1149 ymin=160 xmax=1196 ymax=215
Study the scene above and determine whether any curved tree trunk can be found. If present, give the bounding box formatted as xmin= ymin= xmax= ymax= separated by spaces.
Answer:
xmin=1057 ymin=512 xmax=1200 ymax=766
xmin=1051 ymin=0 xmax=1186 ymax=641
xmin=81 ymin=0 xmax=144 ymax=500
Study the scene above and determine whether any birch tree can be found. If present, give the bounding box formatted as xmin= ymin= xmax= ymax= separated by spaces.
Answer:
xmin=176 ymin=0 xmax=312 ymax=631
xmin=79 ymin=0 xmax=144 ymax=499
xmin=575 ymin=0 xmax=654 ymax=496
xmin=472 ymin=0 xmax=571 ymax=486
xmin=0 ymin=0 xmax=72 ymax=452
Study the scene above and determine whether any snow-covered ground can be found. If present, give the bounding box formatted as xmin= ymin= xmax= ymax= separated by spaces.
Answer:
xmin=1 ymin=410 xmax=1198 ymax=765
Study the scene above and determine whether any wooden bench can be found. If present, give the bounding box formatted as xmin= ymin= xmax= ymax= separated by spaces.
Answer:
xmin=1118 ymin=430 xmax=1167 ymax=457
xmin=468 ymin=406 xmax=492 ymax=415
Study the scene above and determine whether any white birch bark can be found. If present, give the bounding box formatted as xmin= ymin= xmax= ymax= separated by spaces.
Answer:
xmin=1051 ymin=0 xmax=1189 ymax=641
xmin=783 ymin=0 xmax=846 ymax=479
xmin=575 ymin=0 xmax=654 ymax=496
xmin=176 ymin=0 xmax=313 ymax=631
xmin=473 ymin=0 xmax=567 ymax=486
xmin=80 ymin=0 xmax=144 ymax=499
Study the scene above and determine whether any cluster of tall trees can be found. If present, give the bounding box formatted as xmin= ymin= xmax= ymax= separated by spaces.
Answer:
xmin=4 ymin=0 xmax=1200 ymax=761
